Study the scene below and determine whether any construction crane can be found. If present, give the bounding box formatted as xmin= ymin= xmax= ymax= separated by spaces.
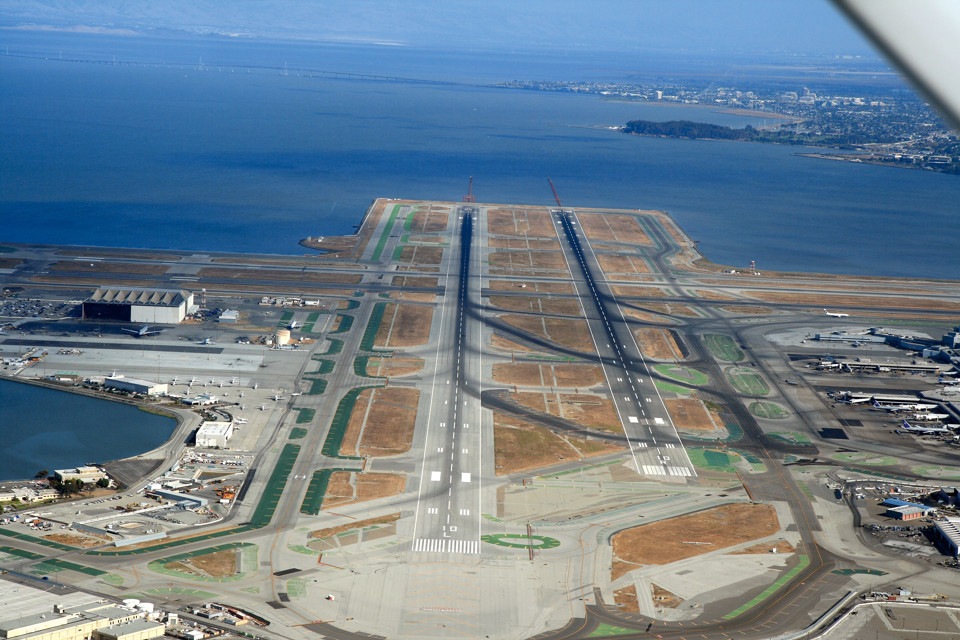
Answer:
xmin=547 ymin=177 xmax=563 ymax=208
xmin=463 ymin=175 xmax=476 ymax=202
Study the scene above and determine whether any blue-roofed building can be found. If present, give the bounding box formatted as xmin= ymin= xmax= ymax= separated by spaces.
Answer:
xmin=882 ymin=498 xmax=934 ymax=520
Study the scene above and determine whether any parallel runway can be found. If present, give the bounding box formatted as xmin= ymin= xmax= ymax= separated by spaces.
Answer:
xmin=554 ymin=209 xmax=694 ymax=479
xmin=409 ymin=207 xmax=482 ymax=555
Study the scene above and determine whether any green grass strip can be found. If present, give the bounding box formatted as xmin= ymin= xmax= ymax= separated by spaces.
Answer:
xmin=354 ymin=355 xmax=385 ymax=378
xmin=654 ymin=380 xmax=693 ymax=394
xmin=703 ymin=334 xmax=744 ymax=362
xmin=330 ymin=314 xmax=354 ymax=334
xmin=723 ymin=555 xmax=810 ymax=619
xmin=289 ymin=427 xmax=308 ymax=440
xmin=0 ymin=528 xmax=74 ymax=551
xmin=0 ymin=545 xmax=45 ymax=559
xmin=654 ymin=364 xmax=709 ymax=386
xmin=38 ymin=558 xmax=106 ymax=576
xmin=359 ymin=302 xmax=388 ymax=352
xmin=371 ymin=204 xmax=402 ymax=262
xmin=322 ymin=338 xmax=344 ymax=356
xmin=392 ymin=245 xmax=405 ymax=261
xmin=321 ymin=386 xmax=381 ymax=459
xmin=311 ymin=357 xmax=335 ymax=375
xmin=294 ymin=408 xmax=316 ymax=424
xmin=303 ymin=378 xmax=327 ymax=396
xmin=726 ymin=368 xmax=770 ymax=396
xmin=248 ymin=444 xmax=301 ymax=528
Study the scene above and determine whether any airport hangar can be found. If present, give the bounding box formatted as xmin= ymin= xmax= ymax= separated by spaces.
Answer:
xmin=81 ymin=287 xmax=195 ymax=324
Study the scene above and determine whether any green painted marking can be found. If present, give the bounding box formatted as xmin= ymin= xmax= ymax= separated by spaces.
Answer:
xmin=289 ymin=427 xmax=308 ymax=440
xmin=303 ymin=377 xmax=327 ymax=395
xmin=359 ymin=302 xmax=389 ymax=352
xmin=832 ymin=568 xmax=888 ymax=576
xmin=321 ymin=338 xmax=344 ymax=355
xmin=392 ymin=245 xmax=404 ymax=261
xmin=330 ymin=314 xmax=354 ymax=334
xmin=654 ymin=380 xmax=693 ymax=394
xmin=249 ymin=445 xmax=300 ymax=528
xmin=703 ymin=334 xmax=744 ymax=362
xmin=101 ymin=573 xmax=124 ymax=586
xmin=726 ymin=367 xmax=770 ymax=396
xmin=287 ymin=544 xmax=320 ymax=555
xmin=768 ymin=431 xmax=811 ymax=444
xmin=140 ymin=587 xmax=217 ymax=599
xmin=37 ymin=558 xmax=106 ymax=576
xmin=588 ymin=623 xmax=641 ymax=636
xmin=321 ymin=386 xmax=380 ymax=459
xmin=354 ymin=355 xmax=385 ymax=378
xmin=723 ymin=555 xmax=810 ymax=619
xmin=654 ymin=364 xmax=708 ymax=386
xmin=287 ymin=577 xmax=307 ymax=598
xmin=371 ymin=204 xmax=403 ymax=262
xmin=481 ymin=534 xmax=560 ymax=549
xmin=310 ymin=357 xmax=335 ymax=375
xmin=0 ymin=545 xmax=45 ymax=559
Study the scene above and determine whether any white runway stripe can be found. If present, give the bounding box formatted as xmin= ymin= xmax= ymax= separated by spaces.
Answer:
xmin=413 ymin=539 xmax=480 ymax=554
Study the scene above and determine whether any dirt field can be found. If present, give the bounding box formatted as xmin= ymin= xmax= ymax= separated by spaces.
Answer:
xmin=323 ymin=472 xmax=406 ymax=508
xmin=652 ymin=584 xmax=684 ymax=608
xmin=510 ymin=392 xmax=622 ymax=433
xmin=664 ymin=398 xmax=715 ymax=430
xmin=500 ymin=314 xmax=595 ymax=353
xmin=488 ymin=237 xmax=560 ymax=250
xmin=720 ymin=304 xmax=774 ymax=315
xmin=0 ymin=258 xmax=23 ymax=269
xmin=622 ymin=307 xmax=672 ymax=324
xmin=596 ymin=254 xmax=651 ymax=275
xmin=490 ymin=333 xmax=540 ymax=353
xmin=633 ymin=328 xmax=684 ymax=360
xmin=493 ymin=411 xmax=623 ymax=475
xmin=613 ymin=585 xmax=640 ymax=613
xmin=392 ymin=275 xmax=439 ymax=288
xmin=611 ymin=503 xmax=780 ymax=578
xmin=577 ymin=213 xmax=651 ymax=245
xmin=488 ymin=295 xmax=581 ymax=316
xmin=489 ymin=280 xmax=574 ymax=294
xmin=610 ymin=285 xmax=668 ymax=298
xmin=186 ymin=549 xmax=238 ymax=578
xmin=375 ymin=303 xmax=434 ymax=348
xmin=488 ymin=250 xmax=569 ymax=272
xmin=690 ymin=289 xmax=737 ymax=301
xmin=42 ymin=532 xmax=110 ymax=548
xmin=309 ymin=513 xmax=400 ymax=540
xmin=341 ymin=387 xmax=419 ymax=456
xmin=731 ymin=539 xmax=795 ymax=554
xmin=33 ymin=275 xmax=161 ymax=287
xmin=491 ymin=363 xmax=604 ymax=388
xmin=365 ymin=356 xmax=424 ymax=377
xmin=396 ymin=245 xmax=444 ymax=265
xmin=196 ymin=267 xmax=362 ymax=284
xmin=486 ymin=208 xmax=557 ymax=237
xmin=409 ymin=206 xmax=449 ymax=233
xmin=49 ymin=260 xmax=170 ymax=275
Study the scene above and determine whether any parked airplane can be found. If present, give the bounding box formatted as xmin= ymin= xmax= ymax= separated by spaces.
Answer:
xmin=899 ymin=420 xmax=951 ymax=435
xmin=198 ymin=337 xmax=215 ymax=345
xmin=288 ymin=320 xmax=299 ymax=330
xmin=259 ymin=404 xmax=267 ymax=411
xmin=235 ymin=418 xmax=249 ymax=424
xmin=291 ymin=392 xmax=302 ymax=397
xmin=123 ymin=325 xmax=162 ymax=337
xmin=875 ymin=401 xmax=936 ymax=412
xmin=912 ymin=413 xmax=950 ymax=421
xmin=188 ymin=376 xmax=198 ymax=385
xmin=823 ymin=309 xmax=849 ymax=318
xmin=272 ymin=394 xmax=285 ymax=401
xmin=844 ymin=396 xmax=873 ymax=404
xmin=171 ymin=376 xmax=178 ymax=385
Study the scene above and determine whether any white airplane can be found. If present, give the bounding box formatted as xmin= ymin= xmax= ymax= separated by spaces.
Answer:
xmin=198 ymin=337 xmax=215 ymax=345
xmin=253 ymin=383 xmax=258 ymax=390
xmin=912 ymin=413 xmax=950 ymax=421
xmin=240 ymin=404 xmax=246 ymax=411
xmin=231 ymin=377 xmax=238 ymax=385
xmin=239 ymin=392 xmax=244 ymax=398
xmin=235 ymin=418 xmax=249 ymax=424
xmin=899 ymin=420 xmax=951 ymax=435
xmin=259 ymin=404 xmax=267 ymax=411
xmin=218 ymin=382 xmax=223 ymax=388
xmin=272 ymin=394 xmax=285 ymax=401
xmin=844 ymin=396 xmax=873 ymax=404
xmin=171 ymin=376 xmax=179 ymax=385
xmin=291 ymin=392 xmax=302 ymax=397
xmin=824 ymin=309 xmax=849 ymax=318
xmin=289 ymin=320 xmax=299 ymax=330
xmin=123 ymin=325 xmax=162 ymax=337
xmin=188 ymin=376 xmax=198 ymax=385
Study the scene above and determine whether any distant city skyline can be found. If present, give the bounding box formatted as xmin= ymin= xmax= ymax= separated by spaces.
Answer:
xmin=0 ymin=0 xmax=878 ymax=58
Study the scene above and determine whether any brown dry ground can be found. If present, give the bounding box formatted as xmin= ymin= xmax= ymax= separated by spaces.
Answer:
xmin=486 ymin=209 xmax=557 ymax=237
xmin=488 ymin=237 xmax=560 ymax=250
xmin=493 ymin=411 xmax=623 ymax=475
xmin=196 ymin=267 xmax=362 ymax=284
xmin=392 ymin=275 xmax=439 ymax=288
xmin=690 ymin=289 xmax=738 ymax=301
xmin=611 ymin=503 xmax=780 ymax=579
xmin=613 ymin=585 xmax=640 ymax=613
xmin=396 ymin=245 xmax=444 ymax=265
xmin=731 ymin=539 xmax=795 ymax=554
xmin=330 ymin=315 xmax=346 ymax=332
xmin=489 ymin=280 xmax=574 ymax=294
xmin=720 ymin=305 xmax=774 ymax=315
xmin=652 ymin=584 xmax=684 ymax=608
xmin=510 ymin=392 xmax=622 ymax=433
xmin=488 ymin=295 xmax=581 ymax=316
xmin=500 ymin=314 xmax=595 ymax=353
xmin=611 ymin=285 xmax=668 ymax=298
xmin=322 ymin=472 xmax=406 ymax=508
xmin=577 ymin=213 xmax=651 ymax=245
xmin=488 ymin=250 xmax=569 ymax=272
xmin=491 ymin=363 xmax=604 ymax=388
xmin=748 ymin=291 xmax=960 ymax=312
xmin=309 ymin=513 xmax=401 ymax=540
xmin=33 ymin=275 xmax=161 ymax=287
xmin=633 ymin=328 xmax=684 ymax=360
xmin=490 ymin=334 xmax=540 ymax=353
xmin=58 ymin=248 xmax=181 ymax=261
xmin=375 ymin=303 xmax=434 ymax=348
xmin=185 ymin=549 xmax=238 ymax=578
xmin=341 ymin=387 xmax=419 ymax=457
xmin=409 ymin=206 xmax=449 ymax=233
xmin=622 ymin=307 xmax=672 ymax=324
xmin=664 ymin=398 xmax=715 ymax=430
xmin=366 ymin=356 xmax=424 ymax=377
xmin=0 ymin=258 xmax=23 ymax=269
xmin=42 ymin=533 xmax=110 ymax=548
xmin=596 ymin=254 xmax=651 ymax=275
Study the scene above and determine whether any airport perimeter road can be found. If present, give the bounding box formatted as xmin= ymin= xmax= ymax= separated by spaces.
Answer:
xmin=554 ymin=210 xmax=694 ymax=480
xmin=409 ymin=206 xmax=482 ymax=555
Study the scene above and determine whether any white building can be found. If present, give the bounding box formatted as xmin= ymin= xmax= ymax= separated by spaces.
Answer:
xmin=54 ymin=466 xmax=108 ymax=485
xmin=83 ymin=287 xmax=194 ymax=324
xmin=195 ymin=421 xmax=233 ymax=448
xmin=104 ymin=376 xmax=168 ymax=396
xmin=935 ymin=517 xmax=960 ymax=556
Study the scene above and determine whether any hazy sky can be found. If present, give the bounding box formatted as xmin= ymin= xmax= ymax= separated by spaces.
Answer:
xmin=1 ymin=0 xmax=877 ymax=57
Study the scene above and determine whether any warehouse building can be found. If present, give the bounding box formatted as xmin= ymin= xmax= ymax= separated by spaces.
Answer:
xmin=54 ymin=466 xmax=109 ymax=485
xmin=882 ymin=498 xmax=935 ymax=520
xmin=104 ymin=376 xmax=168 ymax=396
xmin=195 ymin=421 xmax=233 ymax=448
xmin=0 ymin=601 xmax=146 ymax=640
xmin=82 ymin=287 xmax=194 ymax=324
xmin=934 ymin=517 xmax=960 ymax=557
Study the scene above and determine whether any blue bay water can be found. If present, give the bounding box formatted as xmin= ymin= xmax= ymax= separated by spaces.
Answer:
xmin=1 ymin=32 xmax=959 ymax=277
xmin=0 ymin=379 xmax=176 ymax=481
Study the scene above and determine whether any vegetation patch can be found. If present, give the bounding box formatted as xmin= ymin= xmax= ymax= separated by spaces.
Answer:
xmin=702 ymin=334 xmax=744 ymax=362
xmin=294 ymin=408 xmax=316 ymax=424
xmin=653 ymin=364 xmax=708 ymax=386
xmin=289 ymin=427 xmax=308 ymax=440
xmin=749 ymin=401 xmax=789 ymax=419
xmin=322 ymin=472 xmax=406 ymax=508
xmin=726 ymin=367 xmax=770 ymax=396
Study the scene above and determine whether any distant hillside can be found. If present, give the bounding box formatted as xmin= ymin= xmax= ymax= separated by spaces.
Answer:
xmin=622 ymin=119 xmax=871 ymax=147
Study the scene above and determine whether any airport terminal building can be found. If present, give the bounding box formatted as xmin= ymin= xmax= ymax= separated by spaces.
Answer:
xmin=82 ymin=287 xmax=195 ymax=324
